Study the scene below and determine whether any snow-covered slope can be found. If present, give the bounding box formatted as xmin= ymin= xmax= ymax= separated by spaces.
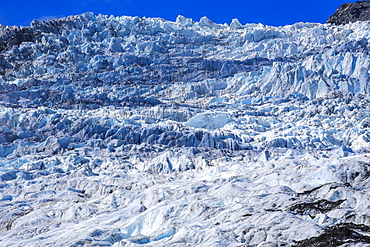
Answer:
xmin=2 ymin=13 xmax=370 ymax=246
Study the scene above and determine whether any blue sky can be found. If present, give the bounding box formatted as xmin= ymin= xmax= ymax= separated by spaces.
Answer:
xmin=1 ymin=0 xmax=349 ymax=27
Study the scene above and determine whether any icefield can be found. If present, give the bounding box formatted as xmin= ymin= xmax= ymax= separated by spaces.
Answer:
xmin=2 ymin=12 xmax=370 ymax=246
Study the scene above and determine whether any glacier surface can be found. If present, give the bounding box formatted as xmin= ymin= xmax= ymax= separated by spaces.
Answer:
xmin=1 ymin=13 xmax=370 ymax=246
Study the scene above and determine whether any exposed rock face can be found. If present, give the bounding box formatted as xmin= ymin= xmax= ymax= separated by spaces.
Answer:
xmin=327 ymin=1 xmax=370 ymax=25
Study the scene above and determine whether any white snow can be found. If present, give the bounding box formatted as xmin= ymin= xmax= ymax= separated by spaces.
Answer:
xmin=185 ymin=112 xmax=233 ymax=129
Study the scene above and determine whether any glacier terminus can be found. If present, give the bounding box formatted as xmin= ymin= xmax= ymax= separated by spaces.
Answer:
xmin=2 ymin=11 xmax=370 ymax=246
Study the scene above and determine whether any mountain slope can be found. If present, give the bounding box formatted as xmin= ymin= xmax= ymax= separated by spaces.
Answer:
xmin=327 ymin=1 xmax=370 ymax=25
xmin=1 ymin=13 xmax=370 ymax=246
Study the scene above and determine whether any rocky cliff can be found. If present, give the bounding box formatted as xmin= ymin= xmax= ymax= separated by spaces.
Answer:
xmin=327 ymin=1 xmax=370 ymax=25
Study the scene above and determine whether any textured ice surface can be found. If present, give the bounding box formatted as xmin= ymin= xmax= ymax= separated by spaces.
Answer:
xmin=2 ymin=13 xmax=370 ymax=246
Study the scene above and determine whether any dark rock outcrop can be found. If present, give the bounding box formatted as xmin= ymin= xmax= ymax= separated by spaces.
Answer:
xmin=294 ymin=223 xmax=370 ymax=247
xmin=288 ymin=199 xmax=345 ymax=217
xmin=327 ymin=1 xmax=370 ymax=25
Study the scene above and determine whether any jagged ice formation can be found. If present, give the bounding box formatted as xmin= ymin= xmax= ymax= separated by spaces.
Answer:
xmin=2 ymin=12 xmax=370 ymax=246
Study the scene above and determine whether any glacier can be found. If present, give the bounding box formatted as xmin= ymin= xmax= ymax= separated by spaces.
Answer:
xmin=2 ymin=12 xmax=370 ymax=246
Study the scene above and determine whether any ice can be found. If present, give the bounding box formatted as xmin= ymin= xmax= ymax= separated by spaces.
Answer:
xmin=185 ymin=112 xmax=233 ymax=129
xmin=176 ymin=15 xmax=193 ymax=27
xmin=199 ymin=16 xmax=216 ymax=29
xmin=2 ymin=12 xmax=370 ymax=246
xmin=230 ymin=18 xmax=243 ymax=29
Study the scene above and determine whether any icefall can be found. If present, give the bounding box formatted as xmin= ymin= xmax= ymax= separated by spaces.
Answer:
xmin=1 ymin=13 xmax=370 ymax=246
